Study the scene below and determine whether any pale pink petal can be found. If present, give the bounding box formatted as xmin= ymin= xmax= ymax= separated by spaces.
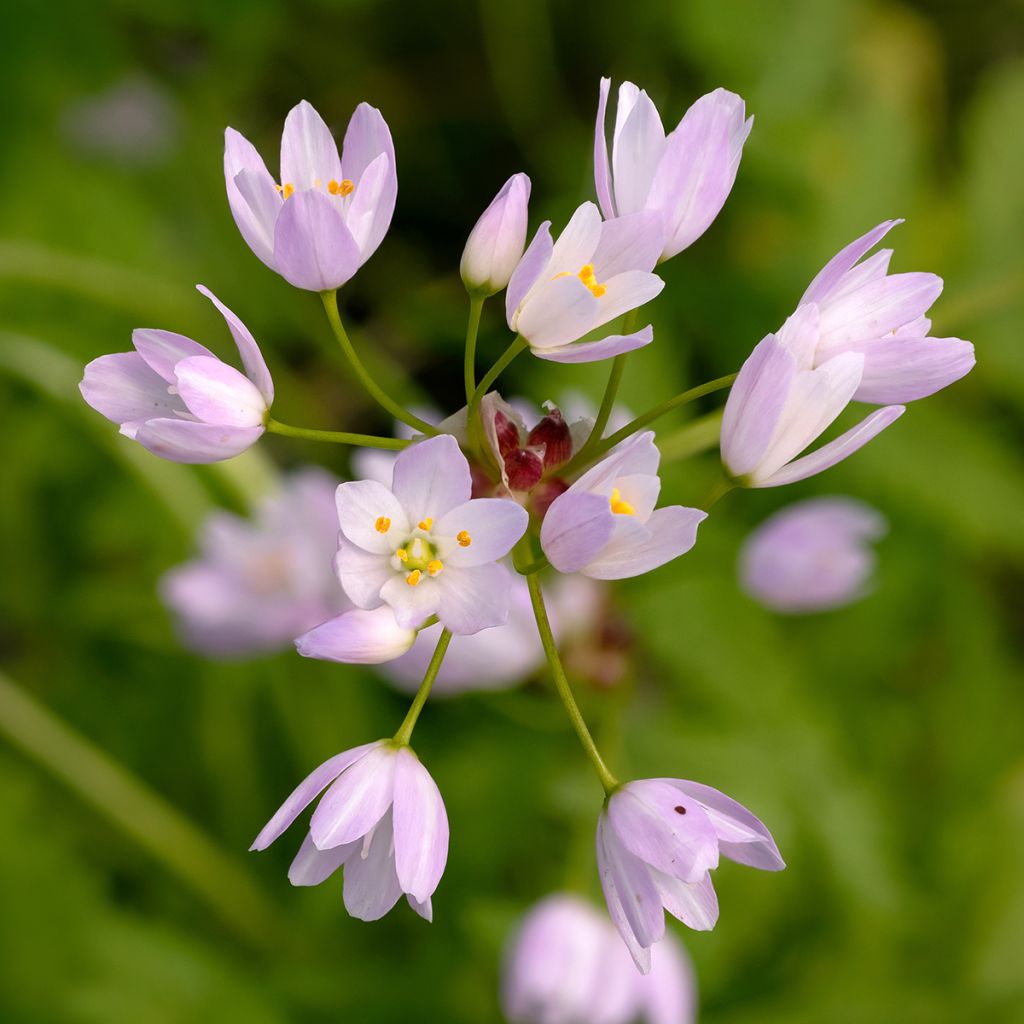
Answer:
xmin=649 ymin=868 xmax=719 ymax=931
xmin=585 ymin=506 xmax=706 ymax=580
xmin=80 ymin=352 xmax=185 ymax=426
xmin=407 ymin=895 xmax=433 ymax=922
xmin=341 ymin=102 xmax=397 ymax=258
xmin=594 ymin=77 xmax=615 ymax=219
xmin=610 ymin=88 xmax=666 ymax=216
xmin=272 ymin=189 xmax=362 ymax=292
xmin=195 ymin=285 xmax=274 ymax=404
xmin=572 ymin=431 xmax=661 ymax=494
xmin=335 ymin=479 xmax=411 ymax=553
xmin=592 ymin=211 xmax=665 ymax=278
xmin=174 ymin=356 xmax=267 ymax=427
xmin=134 ymin=419 xmax=263 ymax=463
xmin=540 ymin=491 xmax=616 ymax=574
xmin=516 ymin=275 xmax=601 ymax=350
xmin=288 ymin=832 xmax=354 ymax=886
xmin=343 ymin=151 xmax=391 ymax=258
xmin=280 ymin=99 xmax=342 ymax=190
xmin=310 ymin=744 xmax=397 ymax=849
xmin=434 ymin=498 xmax=528 ymax=567
xmin=392 ymin=748 xmax=449 ymax=902
xmin=800 ymin=219 xmax=902 ymax=306
xmin=390 ymin=434 xmax=471 ymax=524
xmin=549 ymin=202 xmax=603 ymax=273
xmin=296 ymin=608 xmax=415 ymax=664
xmin=224 ymin=128 xmax=281 ymax=267
xmin=334 ymin=539 xmax=392 ymax=608
xmin=853 ymin=336 xmax=975 ymax=404
xmin=342 ymin=810 xmax=404 ymax=921
xmin=132 ymin=328 xmax=214 ymax=382
xmin=507 ymin=221 xmax=553 ymax=327
xmin=534 ymin=326 xmax=654 ymax=364
xmin=380 ymin=573 xmax=442 ymax=629
xmin=433 ymin=562 xmax=512 ymax=635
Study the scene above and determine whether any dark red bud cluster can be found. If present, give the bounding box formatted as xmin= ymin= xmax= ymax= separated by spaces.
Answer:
xmin=493 ymin=408 xmax=573 ymax=493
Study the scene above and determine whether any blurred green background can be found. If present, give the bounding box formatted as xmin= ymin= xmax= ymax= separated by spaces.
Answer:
xmin=2 ymin=0 xmax=1023 ymax=1020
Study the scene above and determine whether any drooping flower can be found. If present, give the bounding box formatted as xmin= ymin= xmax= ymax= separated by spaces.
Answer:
xmin=506 ymin=202 xmax=664 ymax=363
xmin=795 ymin=220 xmax=975 ymax=403
xmin=721 ymin=304 xmax=905 ymax=488
xmin=334 ymin=434 xmax=529 ymax=633
xmin=598 ymin=778 xmax=784 ymax=972
xmin=595 ymin=78 xmax=752 ymax=263
xmin=251 ymin=741 xmax=447 ymax=922
xmin=740 ymin=496 xmax=887 ymax=613
xmin=502 ymin=893 xmax=697 ymax=1024
xmin=540 ymin=432 xmax=706 ymax=579
xmin=224 ymin=99 xmax=396 ymax=292
xmin=161 ymin=468 xmax=348 ymax=655
xmin=80 ymin=285 xmax=273 ymax=463
xmin=461 ymin=173 xmax=532 ymax=296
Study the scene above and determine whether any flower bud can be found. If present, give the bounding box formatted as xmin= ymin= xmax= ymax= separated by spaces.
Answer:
xmin=460 ymin=173 xmax=531 ymax=296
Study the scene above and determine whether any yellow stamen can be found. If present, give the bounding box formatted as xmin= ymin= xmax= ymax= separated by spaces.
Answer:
xmin=396 ymin=548 xmax=409 ymax=562
xmin=328 ymin=178 xmax=355 ymax=196
xmin=427 ymin=559 xmax=443 ymax=577
xmin=374 ymin=516 xmax=391 ymax=534
xmin=405 ymin=569 xmax=422 ymax=587
xmin=457 ymin=531 xmax=472 ymax=548
xmin=275 ymin=182 xmax=295 ymax=199
xmin=418 ymin=518 xmax=433 ymax=531
xmin=609 ymin=488 xmax=635 ymax=516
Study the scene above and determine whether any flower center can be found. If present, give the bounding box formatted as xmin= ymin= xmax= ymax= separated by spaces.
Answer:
xmin=274 ymin=178 xmax=355 ymax=200
xmin=609 ymin=488 xmax=635 ymax=516
xmin=553 ymin=262 xmax=607 ymax=298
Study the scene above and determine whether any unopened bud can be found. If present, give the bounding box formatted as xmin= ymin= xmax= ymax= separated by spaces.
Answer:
xmin=460 ymin=173 xmax=531 ymax=296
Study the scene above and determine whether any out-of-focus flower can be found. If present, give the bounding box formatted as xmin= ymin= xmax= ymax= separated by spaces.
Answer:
xmin=507 ymin=203 xmax=664 ymax=363
xmin=80 ymin=286 xmax=273 ymax=463
xmin=740 ymin=497 xmax=887 ymax=613
xmin=595 ymin=78 xmax=752 ymax=262
xmin=721 ymin=305 xmax=905 ymax=488
xmin=251 ymin=741 xmax=447 ymax=922
xmin=334 ymin=435 xmax=529 ymax=633
xmin=461 ymin=173 xmax=532 ymax=296
xmin=224 ymin=99 xmax=396 ymax=291
xmin=161 ymin=468 xmax=346 ymax=656
xmin=502 ymin=893 xmax=697 ymax=1024
xmin=598 ymin=778 xmax=783 ymax=971
xmin=541 ymin=432 xmax=705 ymax=579
xmin=795 ymin=220 xmax=975 ymax=403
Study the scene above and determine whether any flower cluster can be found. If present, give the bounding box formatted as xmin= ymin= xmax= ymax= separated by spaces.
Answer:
xmin=79 ymin=75 xmax=974 ymax=992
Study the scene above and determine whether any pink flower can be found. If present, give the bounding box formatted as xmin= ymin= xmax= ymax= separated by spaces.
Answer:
xmin=541 ymin=432 xmax=706 ymax=579
xmin=507 ymin=203 xmax=664 ymax=363
xmin=461 ymin=173 xmax=532 ymax=296
xmin=161 ymin=469 xmax=348 ymax=656
xmin=721 ymin=305 xmax=905 ymax=487
xmin=598 ymin=779 xmax=784 ymax=971
xmin=251 ymin=741 xmax=447 ymax=922
xmin=595 ymin=79 xmax=752 ymax=262
xmin=334 ymin=435 xmax=529 ymax=633
xmin=80 ymin=286 xmax=273 ymax=463
xmin=224 ymin=99 xmax=396 ymax=291
xmin=502 ymin=893 xmax=696 ymax=1024
xmin=740 ymin=496 xmax=886 ymax=613
xmin=796 ymin=220 xmax=975 ymax=403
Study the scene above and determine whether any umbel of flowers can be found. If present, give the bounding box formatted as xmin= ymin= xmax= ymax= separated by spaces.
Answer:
xmin=79 ymin=76 xmax=975 ymax=991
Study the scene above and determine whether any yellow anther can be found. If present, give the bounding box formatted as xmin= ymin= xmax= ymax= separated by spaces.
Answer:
xmin=396 ymin=548 xmax=409 ymax=562
xmin=328 ymin=178 xmax=355 ymax=196
xmin=578 ymin=263 xmax=596 ymax=284
xmin=609 ymin=488 xmax=635 ymax=516
xmin=405 ymin=569 xmax=422 ymax=587
xmin=589 ymin=283 xmax=607 ymax=298
xmin=275 ymin=182 xmax=295 ymax=199
xmin=427 ymin=559 xmax=443 ymax=577
xmin=418 ymin=518 xmax=433 ymax=531
xmin=457 ymin=530 xmax=472 ymax=548
xmin=374 ymin=516 xmax=391 ymax=534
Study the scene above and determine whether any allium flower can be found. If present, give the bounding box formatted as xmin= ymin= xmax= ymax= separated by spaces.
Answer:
xmin=541 ymin=432 xmax=706 ymax=579
xmin=796 ymin=220 xmax=975 ymax=403
xmin=80 ymin=286 xmax=273 ymax=463
xmin=297 ymin=606 xmax=417 ymax=665
xmin=502 ymin=893 xmax=696 ymax=1024
xmin=334 ymin=435 xmax=529 ymax=633
xmin=224 ymin=99 xmax=396 ymax=292
xmin=161 ymin=468 xmax=348 ymax=655
xmin=251 ymin=741 xmax=447 ymax=922
xmin=740 ymin=496 xmax=887 ymax=613
xmin=598 ymin=779 xmax=784 ymax=971
xmin=595 ymin=78 xmax=752 ymax=262
xmin=506 ymin=202 xmax=664 ymax=363
xmin=461 ymin=173 xmax=532 ymax=296
xmin=721 ymin=304 xmax=905 ymax=488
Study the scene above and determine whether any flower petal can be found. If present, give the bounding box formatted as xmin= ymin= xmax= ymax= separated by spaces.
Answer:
xmin=132 ymin=328 xmax=215 ymax=382
xmin=80 ymin=352 xmax=184 ymax=427
xmin=853 ymin=336 xmax=975 ymax=404
xmin=280 ymin=99 xmax=342 ymax=191
xmin=392 ymin=748 xmax=449 ymax=903
xmin=757 ymin=405 xmax=905 ymax=488
xmin=593 ymin=211 xmax=665 ymax=278
xmin=800 ymin=219 xmax=902 ymax=306
xmin=517 ymin=275 xmax=601 ymax=350
xmin=573 ymin=431 xmax=661 ymax=494
xmin=134 ymin=419 xmax=263 ymax=463
xmin=224 ymin=128 xmax=281 ymax=267
xmin=594 ymin=77 xmax=615 ymax=219
xmin=334 ymin=539 xmax=392 ymax=608
xmin=272 ymin=189 xmax=362 ymax=292
xmin=341 ymin=103 xmax=397 ymax=259
xmin=549 ymin=202 xmax=604 ymax=273
xmin=343 ymin=151 xmax=391 ymax=258
xmin=535 ymin=325 xmax=655 ymax=365
xmin=336 ymin=479 xmax=411 ymax=553
xmin=380 ymin=573 xmax=442 ymax=629
xmin=433 ymin=562 xmax=513 ymax=635
xmin=407 ymin=895 xmax=433 ymax=922
xmin=540 ymin=491 xmax=615 ymax=574
xmin=195 ymin=285 xmax=274 ymax=404
xmin=391 ymin=434 xmax=471 ymax=524
xmin=506 ymin=220 xmax=553 ymax=327
xmin=342 ymin=810 xmax=405 ymax=921
xmin=296 ymin=608 xmax=415 ymax=664
xmin=288 ymin=832 xmax=354 ymax=886
xmin=610 ymin=88 xmax=665 ymax=216
xmin=584 ymin=505 xmax=706 ymax=580
xmin=174 ymin=356 xmax=267 ymax=427
xmin=649 ymin=868 xmax=719 ymax=931
xmin=250 ymin=741 xmax=381 ymax=850
xmin=310 ymin=744 xmax=397 ymax=849
xmin=434 ymin=498 xmax=528 ymax=567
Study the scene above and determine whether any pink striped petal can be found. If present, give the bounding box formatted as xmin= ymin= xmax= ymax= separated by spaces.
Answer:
xmin=196 ymin=285 xmax=274 ymax=404
xmin=800 ymin=220 xmax=902 ymax=306
xmin=272 ymin=189 xmax=362 ymax=292
xmin=174 ymin=356 xmax=267 ymax=427
xmin=540 ymin=491 xmax=615 ymax=573
xmin=533 ymin=325 xmax=654 ymax=364
xmin=855 ymin=336 xmax=975 ymax=404
xmin=594 ymin=77 xmax=615 ymax=218
xmin=506 ymin=221 xmax=553 ymax=327
xmin=280 ymin=100 xmax=342 ymax=191
xmin=585 ymin=505 xmax=706 ymax=580
xmin=392 ymin=748 xmax=449 ymax=903
xmin=336 ymin=478 xmax=411 ymax=553
xmin=391 ymin=434 xmax=471 ymax=524
xmin=224 ymin=128 xmax=281 ymax=267
xmin=435 ymin=498 xmax=529 ymax=568
xmin=288 ymin=833 xmax=354 ymax=886
xmin=80 ymin=352 xmax=184 ymax=426
xmin=134 ymin=419 xmax=264 ymax=463
xmin=310 ymin=743 xmax=397 ymax=849
xmin=341 ymin=103 xmax=397 ymax=258
xmin=296 ymin=608 xmax=416 ymax=664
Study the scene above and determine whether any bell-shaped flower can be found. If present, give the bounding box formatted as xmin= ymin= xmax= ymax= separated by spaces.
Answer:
xmin=598 ymin=778 xmax=784 ymax=972
xmin=251 ymin=741 xmax=447 ymax=922
xmin=595 ymin=78 xmax=752 ymax=262
xmin=334 ymin=434 xmax=529 ymax=633
xmin=502 ymin=893 xmax=697 ymax=1024
xmin=461 ymin=173 xmax=531 ymax=296
xmin=224 ymin=99 xmax=396 ymax=292
xmin=540 ymin=432 xmax=706 ymax=579
xmin=80 ymin=285 xmax=273 ymax=463
xmin=506 ymin=202 xmax=664 ymax=363
xmin=740 ymin=496 xmax=886 ymax=613
xmin=721 ymin=304 xmax=905 ymax=488
xmin=794 ymin=219 xmax=975 ymax=403
xmin=161 ymin=468 xmax=348 ymax=655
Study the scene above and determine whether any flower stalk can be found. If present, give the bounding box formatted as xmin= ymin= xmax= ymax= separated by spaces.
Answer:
xmin=393 ymin=628 xmax=452 ymax=746
xmin=266 ymin=418 xmax=410 ymax=449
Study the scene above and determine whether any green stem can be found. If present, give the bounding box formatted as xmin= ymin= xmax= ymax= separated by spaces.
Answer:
xmin=526 ymin=573 xmax=619 ymax=795
xmin=471 ymin=334 xmax=529 ymax=406
xmin=266 ymin=418 xmax=410 ymax=450
xmin=702 ymin=475 xmax=736 ymax=510
xmin=320 ymin=290 xmax=438 ymax=437
xmin=463 ymin=294 xmax=486 ymax=406
xmin=517 ymin=556 xmax=549 ymax=575
xmin=393 ymin=629 xmax=452 ymax=746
